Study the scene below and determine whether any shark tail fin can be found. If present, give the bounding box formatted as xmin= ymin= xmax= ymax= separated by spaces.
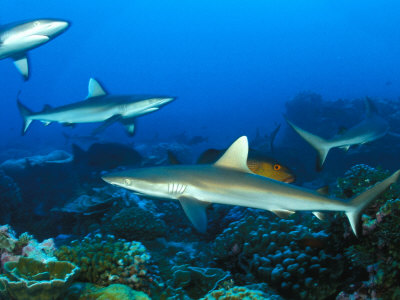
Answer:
xmin=16 ymin=95 xmax=33 ymax=135
xmin=285 ymin=118 xmax=331 ymax=171
xmin=346 ymin=169 xmax=400 ymax=236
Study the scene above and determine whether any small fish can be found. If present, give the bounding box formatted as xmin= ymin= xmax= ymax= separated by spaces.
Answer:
xmin=196 ymin=148 xmax=295 ymax=183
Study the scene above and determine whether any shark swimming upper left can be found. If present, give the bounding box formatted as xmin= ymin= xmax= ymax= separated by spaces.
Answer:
xmin=0 ymin=19 xmax=70 ymax=80
xmin=17 ymin=78 xmax=175 ymax=136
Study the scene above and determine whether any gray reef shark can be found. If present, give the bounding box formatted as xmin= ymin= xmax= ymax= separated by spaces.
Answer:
xmin=17 ymin=78 xmax=175 ymax=136
xmin=0 ymin=19 xmax=70 ymax=80
xmin=102 ymin=136 xmax=399 ymax=235
xmin=286 ymin=98 xmax=389 ymax=170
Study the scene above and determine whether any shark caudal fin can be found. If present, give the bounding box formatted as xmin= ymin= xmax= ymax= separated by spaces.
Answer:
xmin=346 ymin=169 xmax=400 ymax=236
xmin=285 ymin=118 xmax=331 ymax=171
xmin=16 ymin=96 xmax=33 ymax=135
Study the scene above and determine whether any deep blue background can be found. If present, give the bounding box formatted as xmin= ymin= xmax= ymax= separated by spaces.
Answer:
xmin=1 ymin=0 xmax=400 ymax=154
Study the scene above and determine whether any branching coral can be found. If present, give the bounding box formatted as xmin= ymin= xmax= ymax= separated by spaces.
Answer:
xmin=213 ymin=212 xmax=343 ymax=299
xmin=55 ymin=234 xmax=153 ymax=293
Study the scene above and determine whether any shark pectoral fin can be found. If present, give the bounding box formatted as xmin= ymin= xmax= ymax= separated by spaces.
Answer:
xmin=125 ymin=123 xmax=135 ymax=136
xmin=62 ymin=123 xmax=75 ymax=127
xmin=339 ymin=145 xmax=350 ymax=151
xmin=179 ymin=197 xmax=210 ymax=233
xmin=312 ymin=212 xmax=326 ymax=220
xmin=13 ymin=55 xmax=29 ymax=80
xmin=272 ymin=209 xmax=295 ymax=219
xmin=91 ymin=115 xmax=121 ymax=135
xmin=87 ymin=78 xmax=107 ymax=98
xmin=214 ymin=136 xmax=252 ymax=173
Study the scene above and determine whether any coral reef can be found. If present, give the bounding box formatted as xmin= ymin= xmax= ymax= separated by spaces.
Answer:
xmin=0 ymin=257 xmax=79 ymax=300
xmin=55 ymin=234 xmax=153 ymax=293
xmin=0 ymin=151 xmax=73 ymax=172
xmin=333 ymin=164 xmax=400 ymax=298
xmin=201 ymin=284 xmax=283 ymax=300
xmin=105 ymin=206 xmax=166 ymax=241
xmin=65 ymin=283 xmax=150 ymax=300
xmin=213 ymin=212 xmax=343 ymax=299
xmin=52 ymin=194 xmax=114 ymax=215
xmin=0 ymin=225 xmax=56 ymax=271
xmin=168 ymin=264 xmax=230 ymax=299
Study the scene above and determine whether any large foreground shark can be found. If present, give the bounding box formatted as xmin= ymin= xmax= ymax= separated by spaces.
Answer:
xmin=0 ymin=19 xmax=69 ymax=80
xmin=17 ymin=78 xmax=175 ymax=136
xmin=102 ymin=136 xmax=399 ymax=235
xmin=286 ymin=98 xmax=389 ymax=170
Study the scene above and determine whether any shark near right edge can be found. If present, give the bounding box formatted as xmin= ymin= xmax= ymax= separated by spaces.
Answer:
xmin=102 ymin=136 xmax=400 ymax=236
xmin=285 ymin=98 xmax=389 ymax=171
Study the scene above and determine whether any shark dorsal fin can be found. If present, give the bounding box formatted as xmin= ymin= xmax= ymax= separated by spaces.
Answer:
xmin=214 ymin=136 xmax=252 ymax=173
xmin=42 ymin=104 xmax=52 ymax=112
xmin=87 ymin=78 xmax=107 ymax=98
xmin=365 ymin=97 xmax=378 ymax=118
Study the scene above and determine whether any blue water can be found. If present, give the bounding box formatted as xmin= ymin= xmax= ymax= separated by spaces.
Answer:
xmin=1 ymin=0 xmax=400 ymax=151
xmin=2 ymin=2 xmax=400 ymax=299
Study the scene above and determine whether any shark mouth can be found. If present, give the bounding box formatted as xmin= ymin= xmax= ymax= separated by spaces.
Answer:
xmin=284 ymin=176 xmax=296 ymax=184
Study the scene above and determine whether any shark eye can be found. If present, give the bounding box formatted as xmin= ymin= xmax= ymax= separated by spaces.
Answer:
xmin=124 ymin=179 xmax=132 ymax=185
xmin=33 ymin=21 xmax=40 ymax=27
xmin=273 ymin=164 xmax=281 ymax=171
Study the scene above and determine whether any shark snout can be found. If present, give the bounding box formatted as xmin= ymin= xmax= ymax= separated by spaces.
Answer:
xmin=50 ymin=20 xmax=70 ymax=34
xmin=156 ymin=97 xmax=175 ymax=106
xmin=101 ymin=175 xmax=117 ymax=185
xmin=42 ymin=20 xmax=70 ymax=37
